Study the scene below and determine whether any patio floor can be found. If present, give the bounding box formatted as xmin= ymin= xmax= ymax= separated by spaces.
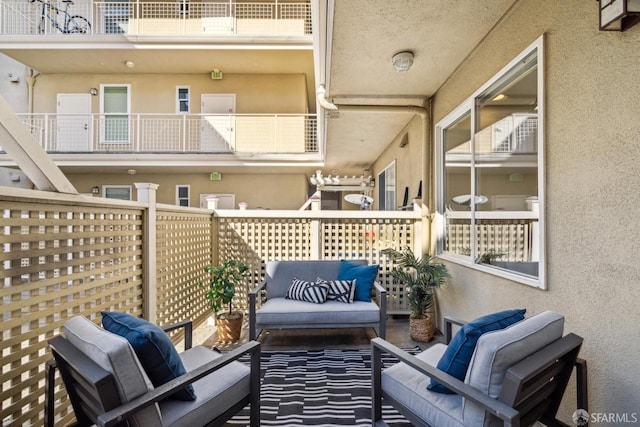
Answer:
xmin=196 ymin=315 xmax=444 ymax=352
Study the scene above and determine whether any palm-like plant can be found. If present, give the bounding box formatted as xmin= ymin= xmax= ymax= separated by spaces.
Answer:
xmin=381 ymin=247 xmax=450 ymax=319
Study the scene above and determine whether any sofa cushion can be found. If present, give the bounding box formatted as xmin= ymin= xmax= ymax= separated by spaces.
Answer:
xmin=317 ymin=277 xmax=355 ymax=303
xmin=428 ymin=309 xmax=526 ymax=394
xmin=462 ymin=310 xmax=564 ymax=426
xmin=256 ymin=297 xmax=380 ymax=325
xmin=265 ymin=260 xmax=367 ymax=298
xmin=159 ymin=346 xmax=251 ymax=427
xmin=64 ymin=316 xmax=162 ymax=426
xmin=337 ymin=260 xmax=379 ymax=302
xmin=101 ymin=311 xmax=196 ymax=401
xmin=285 ymin=278 xmax=330 ymax=304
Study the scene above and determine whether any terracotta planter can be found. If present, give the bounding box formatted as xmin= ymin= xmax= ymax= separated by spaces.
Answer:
xmin=216 ymin=312 xmax=243 ymax=343
xmin=409 ymin=314 xmax=434 ymax=342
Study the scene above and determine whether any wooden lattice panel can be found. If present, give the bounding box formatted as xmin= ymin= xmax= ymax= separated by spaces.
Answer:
xmin=155 ymin=208 xmax=214 ymax=328
xmin=321 ymin=218 xmax=415 ymax=313
xmin=217 ymin=217 xmax=313 ymax=310
xmin=447 ymin=220 xmax=532 ymax=262
xmin=1 ymin=200 xmax=144 ymax=427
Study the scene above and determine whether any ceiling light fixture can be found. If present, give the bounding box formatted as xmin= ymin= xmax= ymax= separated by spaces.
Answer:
xmin=392 ymin=51 xmax=414 ymax=72
xmin=125 ymin=60 xmax=135 ymax=69
xmin=492 ymin=93 xmax=507 ymax=101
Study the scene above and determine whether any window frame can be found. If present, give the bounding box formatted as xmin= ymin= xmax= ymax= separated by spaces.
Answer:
xmin=102 ymin=185 xmax=132 ymax=200
xmin=377 ymin=160 xmax=396 ymax=211
xmin=100 ymin=84 xmax=131 ymax=144
xmin=435 ymin=35 xmax=545 ymax=289
xmin=176 ymin=184 xmax=190 ymax=206
xmin=176 ymin=86 xmax=190 ymax=114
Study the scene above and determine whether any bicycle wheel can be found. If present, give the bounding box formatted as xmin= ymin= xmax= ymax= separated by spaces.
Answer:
xmin=67 ymin=16 xmax=91 ymax=34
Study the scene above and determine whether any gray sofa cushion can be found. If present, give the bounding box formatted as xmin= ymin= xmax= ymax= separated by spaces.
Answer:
xmin=265 ymin=260 xmax=366 ymax=298
xmin=63 ymin=316 xmax=162 ymax=426
xmin=256 ymin=297 xmax=380 ymax=325
xmin=159 ymin=346 xmax=251 ymax=427
xmin=382 ymin=343 xmax=465 ymax=427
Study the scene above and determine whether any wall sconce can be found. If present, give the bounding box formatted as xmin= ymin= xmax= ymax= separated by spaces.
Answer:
xmin=91 ymin=186 xmax=100 ymax=194
xmin=90 ymin=88 xmax=97 ymax=96
xmin=599 ymin=0 xmax=640 ymax=31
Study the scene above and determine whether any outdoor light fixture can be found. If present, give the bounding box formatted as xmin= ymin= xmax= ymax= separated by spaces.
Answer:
xmin=90 ymin=88 xmax=97 ymax=96
xmin=392 ymin=51 xmax=414 ymax=72
xmin=91 ymin=186 xmax=100 ymax=194
xmin=599 ymin=0 xmax=640 ymax=31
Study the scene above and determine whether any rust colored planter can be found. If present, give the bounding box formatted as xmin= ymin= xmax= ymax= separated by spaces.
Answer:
xmin=409 ymin=315 xmax=434 ymax=342
xmin=216 ymin=312 xmax=243 ymax=343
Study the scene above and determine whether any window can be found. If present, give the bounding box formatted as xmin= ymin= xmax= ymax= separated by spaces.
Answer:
xmin=436 ymin=36 xmax=544 ymax=288
xmin=103 ymin=185 xmax=132 ymax=200
xmin=176 ymin=185 xmax=189 ymax=206
xmin=378 ymin=161 xmax=396 ymax=211
xmin=101 ymin=85 xmax=130 ymax=143
xmin=176 ymin=86 xmax=189 ymax=113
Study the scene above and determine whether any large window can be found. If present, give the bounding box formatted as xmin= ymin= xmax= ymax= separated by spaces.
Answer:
xmin=436 ymin=36 xmax=544 ymax=288
xmin=101 ymin=85 xmax=130 ymax=143
xmin=378 ymin=161 xmax=396 ymax=210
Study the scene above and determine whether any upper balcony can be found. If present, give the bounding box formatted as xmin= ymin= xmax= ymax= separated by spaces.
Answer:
xmin=0 ymin=0 xmax=311 ymax=38
xmin=10 ymin=112 xmax=319 ymax=163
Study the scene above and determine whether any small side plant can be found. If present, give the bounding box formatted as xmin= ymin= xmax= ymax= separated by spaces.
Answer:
xmin=200 ymin=260 xmax=249 ymax=319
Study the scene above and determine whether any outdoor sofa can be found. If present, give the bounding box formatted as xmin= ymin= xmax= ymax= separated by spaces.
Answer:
xmin=249 ymin=259 xmax=386 ymax=340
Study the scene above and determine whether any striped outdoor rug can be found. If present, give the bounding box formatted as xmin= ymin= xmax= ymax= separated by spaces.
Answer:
xmin=225 ymin=347 xmax=420 ymax=426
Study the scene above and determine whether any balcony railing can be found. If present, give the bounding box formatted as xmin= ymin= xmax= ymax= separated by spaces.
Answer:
xmin=0 ymin=185 xmax=421 ymax=426
xmin=16 ymin=113 xmax=318 ymax=154
xmin=0 ymin=0 xmax=311 ymax=36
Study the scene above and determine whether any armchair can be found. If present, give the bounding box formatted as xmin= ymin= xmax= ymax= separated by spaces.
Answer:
xmin=45 ymin=316 xmax=260 ymax=427
xmin=372 ymin=310 xmax=588 ymax=427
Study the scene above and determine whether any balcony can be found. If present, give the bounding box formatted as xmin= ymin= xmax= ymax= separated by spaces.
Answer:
xmin=0 ymin=0 xmax=311 ymax=37
xmin=15 ymin=112 xmax=318 ymax=155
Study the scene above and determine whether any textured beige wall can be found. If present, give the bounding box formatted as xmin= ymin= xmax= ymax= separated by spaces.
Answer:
xmin=372 ymin=117 xmax=423 ymax=210
xmin=432 ymin=0 xmax=640 ymax=420
xmin=67 ymin=172 xmax=308 ymax=210
xmin=33 ymin=73 xmax=308 ymax=114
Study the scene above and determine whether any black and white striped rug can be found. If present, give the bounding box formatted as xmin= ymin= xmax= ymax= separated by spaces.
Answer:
xmin=226 ymin=347 xmax=420 ymax=426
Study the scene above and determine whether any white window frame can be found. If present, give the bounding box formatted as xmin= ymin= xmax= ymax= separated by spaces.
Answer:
xmin=100 ymin=84 xmax=131 ymax=144
xmin=176 ymin=184 xmax=190 ymax=206
xmin=176 ymin=86 xmax=190 ymax=114
xmin=102 ymin=185 xmax=132 ymax=200
xmin=435 ymin=35 xmax=545 ymax=289
xmin=377 ymin=160 xmax=396 ymax=211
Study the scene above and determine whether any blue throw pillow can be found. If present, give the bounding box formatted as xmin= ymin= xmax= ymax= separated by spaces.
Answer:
xmin=428 ymin=309 xmax=526 ymax=394
xmin=101 ymin=311 xmax=196 ymax=401
xmin=337 ymin=260 xmax=379 ymax=302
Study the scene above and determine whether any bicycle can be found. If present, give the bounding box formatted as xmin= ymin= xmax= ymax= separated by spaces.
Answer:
xmin=30 ymin=0 xmax=91 ymax=34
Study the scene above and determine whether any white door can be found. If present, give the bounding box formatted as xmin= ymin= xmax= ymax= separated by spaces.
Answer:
xmin=201 ymin=94 xmax=235 ymax=152
xmin=57 ymin=94 xmax=91 ymax=151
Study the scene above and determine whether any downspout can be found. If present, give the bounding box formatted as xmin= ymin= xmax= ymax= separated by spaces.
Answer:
xmin=316 ymin=89 xmax=434 ymax=255
xmin=26 ymin=69 xmax=40 ymax=114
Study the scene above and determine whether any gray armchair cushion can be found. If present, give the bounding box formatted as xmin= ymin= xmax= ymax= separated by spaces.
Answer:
xmin=159 ymin=346 xmax=251 ymax=427
xmin=63 ymin=316 xmax=162 ymax=426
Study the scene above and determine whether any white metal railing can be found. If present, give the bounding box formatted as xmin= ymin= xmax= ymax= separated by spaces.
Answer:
xmin=449 ymin=114 xmax=538 ymax=155
xmin=0 ymin=0 xmax=311 ymax=36
xmin=16 ymin=113 xmax=318 ymax=154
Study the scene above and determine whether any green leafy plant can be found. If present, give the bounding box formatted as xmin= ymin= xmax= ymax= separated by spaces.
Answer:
xmin=200 ymin=260 xmax=249 ymax=317
xmin=381 ymin=247 xmax=451 ymax=319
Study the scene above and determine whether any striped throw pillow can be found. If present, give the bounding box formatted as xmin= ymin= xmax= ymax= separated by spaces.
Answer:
xmin=285 ymin=278 xmax=330 ymax=304
xmin=317 ymin=277 xmax=356 ymax=303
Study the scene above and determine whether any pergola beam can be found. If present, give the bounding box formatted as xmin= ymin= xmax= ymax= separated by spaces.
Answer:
xmin=0 ymin=95 xmax=77 ymax=194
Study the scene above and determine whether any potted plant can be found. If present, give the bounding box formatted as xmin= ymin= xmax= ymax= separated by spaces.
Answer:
xmin=200 ymin=260 xmax=249 ymax=343
xmin=381 ymin=247 xmax=450 ymax=342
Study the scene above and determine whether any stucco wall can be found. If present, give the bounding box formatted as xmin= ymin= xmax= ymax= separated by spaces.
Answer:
xmin=431 ymin=0 xmax=640 ymax=421
xmin=66 ymin=172 xmax=308 ymax=210
xmin=33 ymin=73 xmax=309 ymax=114
xmin=372 ymin=117 xmax=423 ymax=210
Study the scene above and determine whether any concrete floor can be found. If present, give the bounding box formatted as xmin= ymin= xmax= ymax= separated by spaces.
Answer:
xmin=195 ymin=315 xmax=445 ymax=352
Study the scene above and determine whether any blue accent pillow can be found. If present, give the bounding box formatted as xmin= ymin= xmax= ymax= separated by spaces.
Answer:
xmin=337 ymin=261 xmax=379 ymax=302
xmin=428 ymin=309 xmax=526 ymax=394
xmin=101 ymin=311 xmax=196 ymax=401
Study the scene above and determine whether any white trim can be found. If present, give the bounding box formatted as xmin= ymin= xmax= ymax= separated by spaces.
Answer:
xmin=435 ymin=35 xmax=545 ymax=289
xmin=175 ymin=184 xmax=189 ymax=206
